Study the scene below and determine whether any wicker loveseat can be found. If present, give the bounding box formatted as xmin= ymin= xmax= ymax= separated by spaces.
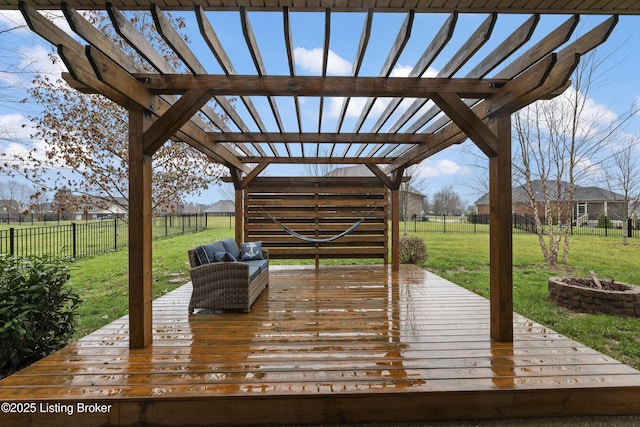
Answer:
xmin=187 ymin=237 xmax=269 ymax=313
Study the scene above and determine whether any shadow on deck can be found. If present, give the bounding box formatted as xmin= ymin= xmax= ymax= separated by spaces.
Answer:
xmin=1 ymin=264 xmax=640 ymax=426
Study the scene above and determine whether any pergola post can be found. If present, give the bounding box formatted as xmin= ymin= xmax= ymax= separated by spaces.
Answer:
xmin=391 ymin=188 xmax=400 ymax=271
xmin=489 ymin=112 xmax=513 ymax=342
xmin=235 ymin=188 xmax=243 ymax=244
xmin=230 ymin=168 xmax=244 ymax=245
xmin=128 ymin=107 xmax=153 ymax=349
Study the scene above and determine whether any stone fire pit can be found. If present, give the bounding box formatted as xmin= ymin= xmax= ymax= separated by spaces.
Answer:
xmin=548 ymin=276 xmax=640 ymax=317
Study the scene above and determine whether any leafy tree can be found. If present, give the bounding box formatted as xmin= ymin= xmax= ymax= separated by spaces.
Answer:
xmin=2 ymin=11 xmax=224 ymax=214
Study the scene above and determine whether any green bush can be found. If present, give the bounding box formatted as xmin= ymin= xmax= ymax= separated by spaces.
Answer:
xmin=0 ymin=254 xmax=80 ymax=376
xmin=598 ymin=214 xmax=612 ymax=229
xmin=399 ymin=236 xmax=428 ymax=264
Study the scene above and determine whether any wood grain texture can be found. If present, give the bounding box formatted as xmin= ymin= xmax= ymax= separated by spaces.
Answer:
xmin=1 ymin=265 xmax=639 ymax=426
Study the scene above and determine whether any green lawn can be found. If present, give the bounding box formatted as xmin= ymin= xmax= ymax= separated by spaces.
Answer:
xmin=64 ymin=227 xmax=640 ymax=370
xmin=68 ymin=226 xmax=233 ymax=336
xmin=418 ymin=232 xmax=640 ymax=369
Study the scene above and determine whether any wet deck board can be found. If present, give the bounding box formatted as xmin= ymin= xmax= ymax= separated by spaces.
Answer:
xmin=1 ymin=265 xmax=640 ymax=426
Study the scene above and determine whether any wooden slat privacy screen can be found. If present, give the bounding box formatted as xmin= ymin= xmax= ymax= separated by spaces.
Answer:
xmin=244 ymin=177 xmax=388 ymax=263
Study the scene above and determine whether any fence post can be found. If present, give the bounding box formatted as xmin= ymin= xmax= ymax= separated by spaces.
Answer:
xmin=628 ymin=218 xmax=633 ymax=238
xmin=443 ymin=214 xmax=446 ymax=233
xmin=114 ymin=218 xmax=118 ymax=250
xmin=72 ymin=222 xmax=77 ymax=259
xmin=9 ymin=228 xmax=15 ymax=256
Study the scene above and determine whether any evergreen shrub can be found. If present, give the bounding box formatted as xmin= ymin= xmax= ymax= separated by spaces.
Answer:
xmin=0 ymin=254 xmax=80 ymax=376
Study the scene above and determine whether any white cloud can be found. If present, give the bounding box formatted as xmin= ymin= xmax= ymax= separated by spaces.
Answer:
xmin=0 ymin=114 xmax=35 ymax=141
xmin=326 ymin=97 xmax=391 ymax=119
xmin=390 ymin=65 xmax=438 ymax=78
xmin=390 ymin=65 xmax=412 ymax=78
xmin=417 ymin=159 xmax=471 ymax=178
xmin=294 ymin=47 xmax=352 ymax=75
xmin=19 ymin=44 xmax=67 ymax=77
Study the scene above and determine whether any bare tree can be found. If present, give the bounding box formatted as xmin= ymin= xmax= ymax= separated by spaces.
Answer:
xmin=513 ymin=50 xmax=639 ymax=265
xmin=303 ymin=149 xmax=337 ymax=177
xmin=0 ymin=180 xmax=31 ymax=216
xmin=606 ymin=135 xmax=640 ymax=245
xmin=0 ymin=15 xmax=29 ymax=108
xmin=431 ymin=185 xmax=465 ymax=215
xmin=400 ymin=162 xmax=430 ymax=234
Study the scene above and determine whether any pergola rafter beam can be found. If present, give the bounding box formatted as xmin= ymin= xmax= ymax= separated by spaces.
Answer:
xmin=335 ymin=8 xmax=373 ymax=135
xmin=357 ymin=11 xmax=456 ymax=157
xmin=131 ymin=75 xmax=508 ymax=97
xmin=83 ymin=45 xmax=249 ymax=171
xmin=195 ymin=5 xmax=268 ymax=156
xmin=240 ymin=6 xmax=285 ymax=157
xmin=108 ymin=4 xmax=233 ymax=133
xmin=386 ymin=13 xmax=497 ymax=134
xmin=404 ymin=14 xmax=540 ymax=136
xmin=282 ymin=6 xmax=303 ymax=135
xmin=237 ymin=156 xmax=393 ymax=164
xmin=207 ymin=132 xmax=429 ymax=144
xmin=386 ymin=52 xmax=563 ymax=173
xmin=152 ymin=4 xmax=255 ymax=157
xmin=352 ymin=10 xmax=414 ymax=133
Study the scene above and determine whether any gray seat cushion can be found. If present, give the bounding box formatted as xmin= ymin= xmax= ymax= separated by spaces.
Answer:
xmin=244 ymin=259 xmax=269 ymax=273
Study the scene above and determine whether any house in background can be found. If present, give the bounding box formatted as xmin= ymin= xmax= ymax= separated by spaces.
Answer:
xmin=474 ymin=180 xmax=628 ymax=226
xmin=204 ymin=200 xmax=235 ymax=216
xmin=0 ymin=199 xmax=22 ymax=222
xmin=325 ymin=165 xmax=426 ymax=220
xmin=73 ymin=196 xmax=129 ymax=220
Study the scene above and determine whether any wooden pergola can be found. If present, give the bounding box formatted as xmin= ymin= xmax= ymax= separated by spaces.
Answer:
xmin=2 ymin=0 xmax=635 ymax=350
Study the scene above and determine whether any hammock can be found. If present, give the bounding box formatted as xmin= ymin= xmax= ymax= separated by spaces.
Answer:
xmin=261 ymin=207 xmax=377 ymax=243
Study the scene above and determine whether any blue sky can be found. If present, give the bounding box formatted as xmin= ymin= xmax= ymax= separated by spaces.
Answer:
xmin=1 ymin=9 xmax=639 ymax=207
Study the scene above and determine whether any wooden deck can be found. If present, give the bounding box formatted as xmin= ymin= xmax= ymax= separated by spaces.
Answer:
xmin=2 ymin=264 xmax=640 ymax=426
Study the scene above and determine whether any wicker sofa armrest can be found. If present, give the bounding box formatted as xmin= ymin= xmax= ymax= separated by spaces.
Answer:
xmin=189 ymin=261 xmax=249 ymax=282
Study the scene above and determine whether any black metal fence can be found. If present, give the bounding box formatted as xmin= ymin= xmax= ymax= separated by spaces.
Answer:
xmin=0 ymin=213 xmax=233 ymax=259
xmin=3 ymin=212 xmax=637 ymax=259
xmin=404 ymin=214 xmax=640 ymax=239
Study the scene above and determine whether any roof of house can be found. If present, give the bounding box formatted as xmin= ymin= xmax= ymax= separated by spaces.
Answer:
xmin=325 ymin=165 xmax=426 ymax=197
xmin=204 ymin=200 xmax=235 ymax=213
xmin=474 ymin=180 xmax=626 ymax=205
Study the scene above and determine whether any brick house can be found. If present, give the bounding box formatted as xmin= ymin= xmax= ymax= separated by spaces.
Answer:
xmin=474 ymin=180 xmax=627 ymax=226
